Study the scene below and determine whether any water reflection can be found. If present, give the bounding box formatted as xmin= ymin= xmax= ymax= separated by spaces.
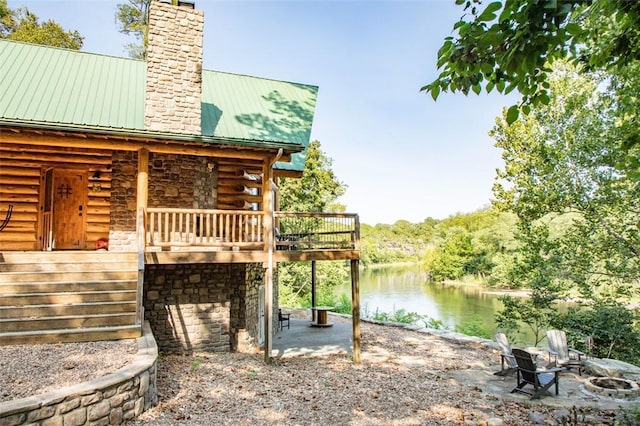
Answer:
xmin=337 ymin=265 xmax=501 ymax=333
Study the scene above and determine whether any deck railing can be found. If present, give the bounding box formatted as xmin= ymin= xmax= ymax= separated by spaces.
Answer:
xmin=275 ymin=212 xmax=359 ymax=251
xmin=146 ymin=208 xmax=263 ymax=250
xmin=144 ymin=208 xmax=359 ymax=251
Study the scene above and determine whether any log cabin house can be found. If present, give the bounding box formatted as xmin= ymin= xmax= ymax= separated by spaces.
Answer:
xmin=0 ymin=0 xmax=361 ymax=362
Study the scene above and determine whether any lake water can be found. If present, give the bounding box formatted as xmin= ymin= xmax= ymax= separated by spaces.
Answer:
xmin=336 ymin=265 xmax=505 ymax=337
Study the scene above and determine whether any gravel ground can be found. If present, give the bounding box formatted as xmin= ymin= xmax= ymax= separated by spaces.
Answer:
xmin=0 ymin=316 xmax=628 ymax=425
xmin=130 ymin=316 xmax=625 ymax=426
xmin=0 ymin=339 xmax=137 ymax=402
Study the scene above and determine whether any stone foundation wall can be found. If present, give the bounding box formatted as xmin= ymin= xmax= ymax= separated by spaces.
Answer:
xmin=234 ymin=263 xmax=262 ymax=352
xmin=109 ymin=151 xmax=218 ymax=251
xmin=143 ymin=263 xmax=267 ymax=353
xmin=0 ymin=323 xmax=158 ymax=426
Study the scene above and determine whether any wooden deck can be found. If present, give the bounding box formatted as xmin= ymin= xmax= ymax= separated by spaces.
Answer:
xmin=144 ymin=210 xmax=360 ymax=264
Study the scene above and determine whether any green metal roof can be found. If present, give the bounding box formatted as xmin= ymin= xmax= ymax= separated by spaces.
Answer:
xmin=0 ymin=39 xmax=318 ymax=172
xmin=0 ymin=40 xmax=145 ymax=129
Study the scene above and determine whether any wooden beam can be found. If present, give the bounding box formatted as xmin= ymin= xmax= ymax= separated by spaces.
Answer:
xmin=1 ymin=131 xmax=290 ymax=161
xmin=145 ymin=250 xmax=268 ymax=264
xmin=0 ymin=143 xmax=111 ymax=156
xmin=148 ymin=144 xmax=271 ymax=160
xmin=273 ymin=250 xmax=360 ymax=262
xmin=274 ymin=169 xmax=303 ymax=178
xmin=351 ymin=259 xmax=361 ymax=364
xmin=0 ymin=150 xmax=112 ymax=165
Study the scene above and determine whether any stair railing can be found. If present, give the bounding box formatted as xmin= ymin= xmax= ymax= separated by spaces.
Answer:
xmin=0 ymin=205 xmax=13 ymax=231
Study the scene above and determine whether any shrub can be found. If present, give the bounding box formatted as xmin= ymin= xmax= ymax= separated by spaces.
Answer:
xmin=455 ymin=317 xmax=491 ymax=338
xmin=552 ymin=300 xmax=640 ymax=365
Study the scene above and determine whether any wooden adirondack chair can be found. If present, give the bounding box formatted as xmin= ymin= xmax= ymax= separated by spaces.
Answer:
xmin=546 ymin=330 xmax=585 ymax=375
xmin=494 ymin=333 xmax=518 ymax=376
xmin=511 ymin=348 xmax=562 ymax=399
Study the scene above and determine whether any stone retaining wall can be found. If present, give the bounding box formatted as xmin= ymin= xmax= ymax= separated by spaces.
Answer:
xmin=0 ymin=323 xmax=158 ymax=426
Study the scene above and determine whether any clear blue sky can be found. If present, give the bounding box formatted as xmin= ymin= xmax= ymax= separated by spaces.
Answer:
xmin=9 ymin=0 xmax=517 ymax=225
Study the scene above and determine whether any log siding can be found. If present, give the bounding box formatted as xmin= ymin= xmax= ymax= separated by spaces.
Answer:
xmin=0 ymin=144 xmax=112 ymax=251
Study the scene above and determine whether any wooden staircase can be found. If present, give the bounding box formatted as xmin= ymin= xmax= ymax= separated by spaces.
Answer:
xmin=0 ymin=251 xmax=142 ymax=345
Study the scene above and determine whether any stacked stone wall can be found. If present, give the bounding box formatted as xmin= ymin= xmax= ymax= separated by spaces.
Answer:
xmin=143 ymin=263 xmax=266 ymax=353
xmin=234 ymin=263 xmax=262 ymax=352
xmin=108 ymin=151 xmax=138 ymax=252
xmin=0 ymin=323 xmax=158 ymax=426
xmin=109 ymin=151 xmax=217 ymax=250
xmin=145 ymin=1 xmax=204 ymax=134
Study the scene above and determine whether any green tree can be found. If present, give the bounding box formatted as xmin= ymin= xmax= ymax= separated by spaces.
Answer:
xmin=427 ymin=227 xmax=473 ymax=281
xmin=423 ymin=1 xmax=640 ymax=177
xmin=277 ymin=141 xmax=348 ymax=308
xmin=421 ymin=208 xmax=514 ymax=283
xmin=360 ymin=219 xmax=434 ymax=268
xmin=423 ymin=0 xmax=638 ymax=120
xmin=0 ymin=0 xmax=14 ymax=36
xmin=115 ymin=0 xmax=150 ymax=59
xmin=492 ymin=62 xmax=639 ymax=298
xmin=0 ymin=0 xmax=82 ymax=49
xmin=495 ymin=222 xmax=567 ymax=346
xmin=492 ymin=62 xmax=640 ymax=352
xmin=279 ymin=140 xmax=346 ymax=213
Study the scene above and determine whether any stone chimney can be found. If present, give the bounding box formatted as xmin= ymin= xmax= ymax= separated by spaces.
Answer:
xmin=144 ymin=0 xmax=204 ymax=134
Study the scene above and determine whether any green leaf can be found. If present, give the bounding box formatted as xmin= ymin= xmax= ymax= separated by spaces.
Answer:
xmin=431 ymin=85 xmax=441 ymax=101
xmin=472 ymin=83 xmax=481 ymax=95
xmin=565 ymin=23 xmax=582 ymax=36
xmin=480 ymin=62 xmax=494 ymax=76
xmin=498 ymin=0 xmax=514 ymax=23
xmin=538 ymin=93 xmax=551 ymax=105
xmin=506 ymin=105 xmax=519 ymax=124
xmin=504 ymin=81 xmax=518 ymax=95
xmin=477 ymin=2 xmax=502 ymax=22
xmin=437 ymin=40 xmax=453 ymax=57
xmin=486 ymin=80 xmax=495 ymax=93
xmin=455 ymin=0 xmax=465 ymax=5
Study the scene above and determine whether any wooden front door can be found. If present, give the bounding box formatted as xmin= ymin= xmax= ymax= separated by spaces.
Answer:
xmin=51 ymin=169 xmax=87 ymax=250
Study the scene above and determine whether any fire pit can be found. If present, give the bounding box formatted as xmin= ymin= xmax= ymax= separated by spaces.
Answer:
xmin=585 ymin=377 xmax=640 ymax=398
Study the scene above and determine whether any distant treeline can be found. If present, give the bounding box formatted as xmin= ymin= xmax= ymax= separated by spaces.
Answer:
xmin=361 ymin=208 xmax=518 ymax=287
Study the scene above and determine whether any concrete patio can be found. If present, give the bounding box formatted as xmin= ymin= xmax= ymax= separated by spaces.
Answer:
xmin=272 ymin=316 xmax=353 ymax=358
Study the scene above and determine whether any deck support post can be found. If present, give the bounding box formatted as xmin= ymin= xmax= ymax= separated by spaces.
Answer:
xmin=263 ymin=150 xmax=281 ymax=363
xmin=311 ymin=260 xmax=316 ymax=321
xmin=351 ymin=259 xmax=361 ymax=364
xmin=135 ymin=148 xmax=149 ymax=326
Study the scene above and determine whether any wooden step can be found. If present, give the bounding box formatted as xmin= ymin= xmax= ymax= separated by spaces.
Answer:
xmin=0 ymin=290 xmax=136 ymax=306
xmin=0 ymin=325 xmax=142 ymax=346
xmin=0 ymin=301 xmax=136 ymax=318
xmin=0 ymin=251 xmax=141 ymax=346
xmin=0 ymin=270 xmax=138 ymax=283
xmin=0 ymin=251 xmax=138 ymax=264
xmin=0 ymin=313 xmax=137 ymax=332
xmin=0 ymin=261 xmax=137 ymax=273
xmin=0 ymin=280 xmax=137 ymax=294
